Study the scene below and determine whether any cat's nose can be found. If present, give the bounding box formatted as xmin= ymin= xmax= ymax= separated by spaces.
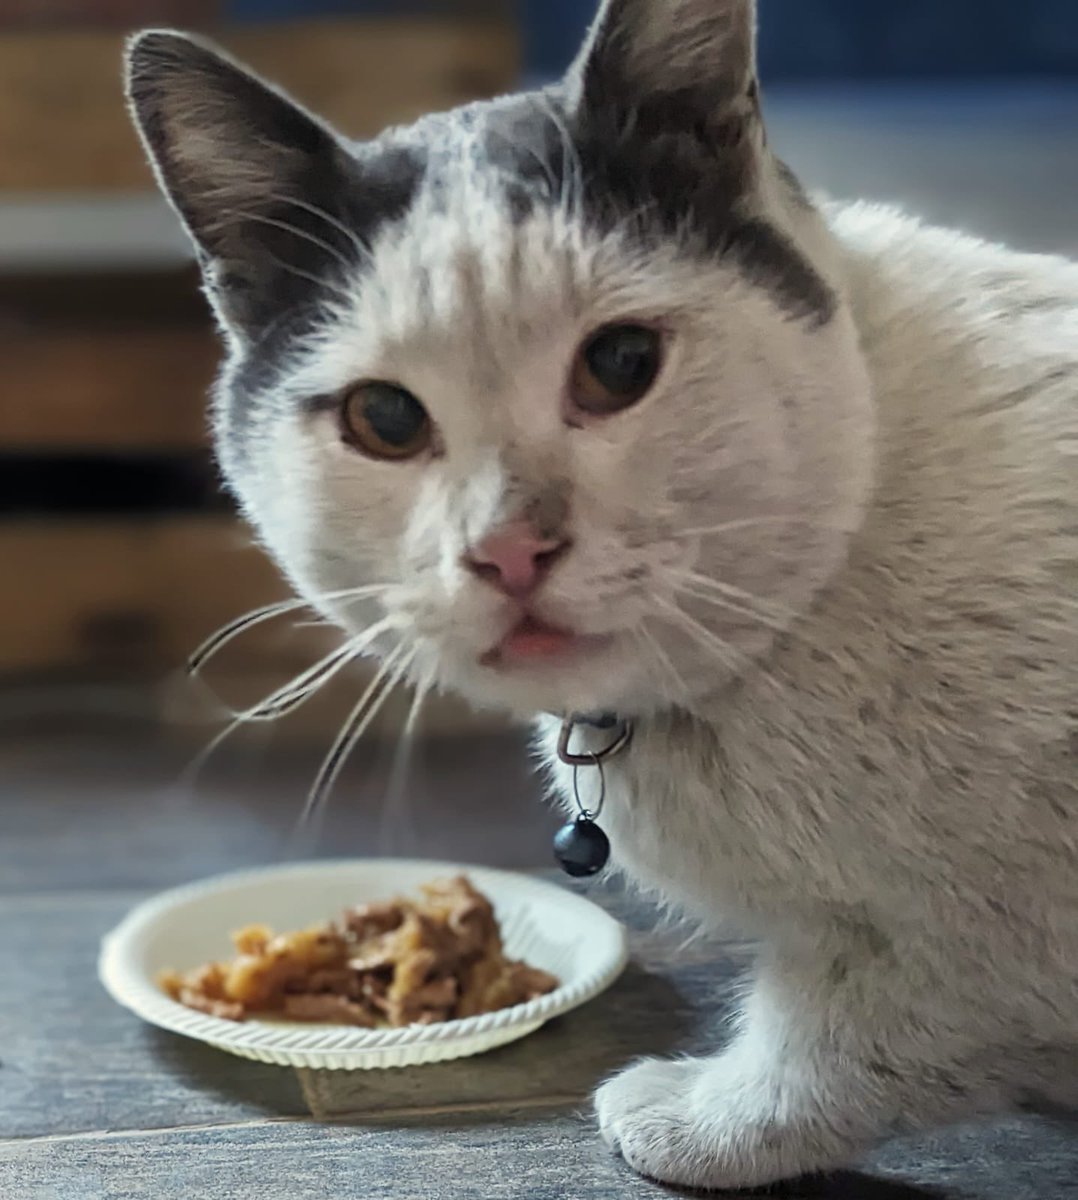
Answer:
xmin=464 ymin=522 xmax=571 ymax=598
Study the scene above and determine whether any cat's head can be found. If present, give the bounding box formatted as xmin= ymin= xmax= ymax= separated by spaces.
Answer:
xmin=126 ymin=0 xmax=873 ymax=720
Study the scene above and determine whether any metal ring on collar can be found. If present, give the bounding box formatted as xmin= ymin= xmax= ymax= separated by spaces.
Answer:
xmin=557 ymin=718 xmax=633 ymax=767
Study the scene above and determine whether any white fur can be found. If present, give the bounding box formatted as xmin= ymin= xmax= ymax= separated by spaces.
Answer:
xmin=232 ymin=190 xmax=1078 ymax=1189
xmin=130 ymin=2 xmax=1078 ymax=1189
xmin=549 ymin=206 xmax=1078 ymax=1186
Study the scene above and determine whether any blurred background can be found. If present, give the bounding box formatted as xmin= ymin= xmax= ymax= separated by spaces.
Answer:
xmin=0 ymin=0 xmax=1075 ymax=889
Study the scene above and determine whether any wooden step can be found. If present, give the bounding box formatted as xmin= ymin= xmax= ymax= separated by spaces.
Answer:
xmin=3 ymin=328 xmax=216 ymax=450
xmin=0 ymin=268 xmax=215 ymax=450
xmin=0 ymin=516 xmax=496 ymax=738
xmin=0 ymin=18 xmax=518 ymax=192
xmin=0 ymin=517 xmax=297 ymax=674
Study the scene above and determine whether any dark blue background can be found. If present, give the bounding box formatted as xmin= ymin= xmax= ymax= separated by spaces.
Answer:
xmin=520 ymin=0 xmax=1078 ymax=81
xmin=226 ymin=1 xmax=1078 ymax=82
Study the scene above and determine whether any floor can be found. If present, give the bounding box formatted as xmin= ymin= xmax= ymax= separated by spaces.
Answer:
xmin=1 ymin=721 xmax=1075 ymax=1200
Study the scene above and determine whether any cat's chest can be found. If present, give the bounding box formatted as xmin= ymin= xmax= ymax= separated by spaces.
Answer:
xmin=537 ymin=716 xmax=864 ymax=924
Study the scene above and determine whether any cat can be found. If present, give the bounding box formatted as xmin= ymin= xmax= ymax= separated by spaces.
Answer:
xmin=125 ymin=0 xmax=1078 ymax=1189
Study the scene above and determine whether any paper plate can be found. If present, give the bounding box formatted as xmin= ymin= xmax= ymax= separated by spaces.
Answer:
xmin=99 ymin=859 xmax=628 ymax=1070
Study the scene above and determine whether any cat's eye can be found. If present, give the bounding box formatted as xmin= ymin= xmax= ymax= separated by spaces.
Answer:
xmin=341 ymin=382 xmax=432 ymax=461
xmin=570 ymin=324 xmax=663 ymax=415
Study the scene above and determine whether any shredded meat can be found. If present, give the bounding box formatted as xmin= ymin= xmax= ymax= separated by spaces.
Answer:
xmin=281 ymin=993 xmax=376 ymax=1026
xmin=342 ymin=901 xmax=405 ymax=942
xmin=159 ymin=876 xmax=558 ymax=1028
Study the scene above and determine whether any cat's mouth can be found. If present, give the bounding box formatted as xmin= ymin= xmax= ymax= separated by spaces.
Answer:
xmin=479 ymin=613 xmax=611 ymax=669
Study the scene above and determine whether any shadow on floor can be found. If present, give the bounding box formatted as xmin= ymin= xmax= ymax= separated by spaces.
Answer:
xmin=146 ymin=1027 xmax=310 ymax=1117
xmin=305 ymin=964 xmax=694 ymax=1124
xmin=779 ymin=1172 xmax=949 ymax=1199
xmin=645 ymin=1168 xmax=948 ymax=1199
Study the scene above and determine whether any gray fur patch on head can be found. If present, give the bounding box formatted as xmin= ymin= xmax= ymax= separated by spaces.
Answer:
xmin=128 ymin=6 xmax=833 ymax=394
xmin=459 ymin=0 xmax=834 ymax=327
xmin=564 ymin=88 xmax=837 ymax=328
xmin=469 ymin=105 xmax=835 ymax=328
xmin=563 ymin=0 xmax=834 ymax=324
xmin=127 ymin=4 xmax=843 ymax=506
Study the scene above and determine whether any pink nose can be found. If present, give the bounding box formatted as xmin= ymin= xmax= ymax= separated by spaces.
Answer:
xmin=464 ymin=521 xmax=571 ymax=597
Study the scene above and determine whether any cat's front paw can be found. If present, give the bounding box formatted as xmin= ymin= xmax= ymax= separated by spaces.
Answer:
xmin=596 ymin=1058 xmax=718 ymax=1187
xmin=595 ymin=1055 xmax=855 ymax=1191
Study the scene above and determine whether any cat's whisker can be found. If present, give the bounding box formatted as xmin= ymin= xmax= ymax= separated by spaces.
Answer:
xmin=179 ymin=617 xmax=399 ymax=789
xmin=377 ymin=664 xmax=436 ymax=855
xmin=177 ymin=707 xmax=253 ymax=795
xmin=674 ymin=580 xmax=793 ymax=636
xmin=653 ymin=596 xmax=785 ymax=699
xmin=536 ymin=91 xmax=582 ymax=222
xmin=260 ymin=247 xmax=354 ymax=305
xmin=241 ymin=645 xmax=356 ymax=724
xmin=483 ymin=126 xmax=561 ymax=204
xmin=187 ymin=584 xmax=390 ymax=676
xmin=300 ymin=642 xmax=418 ymax=827
xmin=240 ymin=614 xmax=400 ymax=722
xmin=674 ymin=570 xmax=801 ymax=626
xmin=679 ymin=516 xmax=829 ymax=539
xmin=651 ymin=595 xmax=748 ymax=677
xmin=673 ymin=579 xmax=841 ymax=668
xmin=668 ymin=586 xmax=828 ymax=691
xmin=188 ymin=596 xmax=312 ymax=675
xmin=634 ymin=622 xmax=687 ymax=702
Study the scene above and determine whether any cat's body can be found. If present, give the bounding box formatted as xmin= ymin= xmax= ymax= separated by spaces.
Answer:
xmin=544 ymin=207 xmax=1078 ymax=1183
xmin=551 ymin=204 xmax=1078 ymax=941
xmin=126 ymin=0 xmax=1077 ymax=1188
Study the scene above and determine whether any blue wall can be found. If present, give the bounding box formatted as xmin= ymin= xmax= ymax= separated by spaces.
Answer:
xmin=223 ymin=2 xmax=1078 ymax=82
xmin=521 ymin=0 xmax=1078 ymax=82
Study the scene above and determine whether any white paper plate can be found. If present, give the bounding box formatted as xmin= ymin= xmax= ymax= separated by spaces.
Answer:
xmin=99 ymin=859 xmax=628 ymax=1070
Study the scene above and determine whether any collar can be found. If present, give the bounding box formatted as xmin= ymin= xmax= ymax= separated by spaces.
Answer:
xmin=573 ymin=710 xmax=621 ymax=730
xmin=556 ymin=711 xmax=633 ymax=766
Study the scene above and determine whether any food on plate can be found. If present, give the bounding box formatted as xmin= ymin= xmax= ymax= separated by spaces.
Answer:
xmin=158 ymin=876 xmax=558 ymax=1026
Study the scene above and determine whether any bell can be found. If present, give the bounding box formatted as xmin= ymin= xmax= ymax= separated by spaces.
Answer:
xmin=553 ymin=817 xmax=610 ymax=877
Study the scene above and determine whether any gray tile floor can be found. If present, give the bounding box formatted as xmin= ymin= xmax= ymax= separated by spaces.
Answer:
xmin=0 ymin=722 xmax=558 ymax=894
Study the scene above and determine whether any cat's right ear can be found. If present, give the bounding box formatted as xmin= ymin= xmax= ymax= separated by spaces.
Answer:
xmin=125 ymin=32 xmax=382 ymax=341
xmin=569 ymin=0 xmax=763 ymax=154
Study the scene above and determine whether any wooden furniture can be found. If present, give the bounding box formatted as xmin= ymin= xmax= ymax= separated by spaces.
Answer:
xmin=1 ymin=733 xmax=1074 ymax=1199
xmin=0 ymin=16 xmax=517 ymax=738
xmin=0 ymin=20 xmax=517 ymax=192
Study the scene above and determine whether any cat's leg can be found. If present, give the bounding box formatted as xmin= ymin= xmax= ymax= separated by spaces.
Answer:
xmin=596 ymin=938 xmax=1007 ymax=1190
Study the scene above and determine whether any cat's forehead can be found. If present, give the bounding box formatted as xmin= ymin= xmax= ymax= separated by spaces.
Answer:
xmin=328 ymin=95 xmax=601 ymax=358
xmin=223 ymin=94 xmax=582 ymax=417
xmin=376 ymin=89 xmax=573 ymax=224
xmin=223 ymin=85 xmax=833 ymax=431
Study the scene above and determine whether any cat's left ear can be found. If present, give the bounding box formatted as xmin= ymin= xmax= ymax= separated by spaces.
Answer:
xmin=125 ymin=31 xmax=418 ymax=342
xmin=570 ymin=0 xmax=763 ymax=153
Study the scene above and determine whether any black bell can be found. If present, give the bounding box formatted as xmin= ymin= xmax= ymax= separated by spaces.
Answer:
xmin=553 ymin=817 xmax=610 ymax=878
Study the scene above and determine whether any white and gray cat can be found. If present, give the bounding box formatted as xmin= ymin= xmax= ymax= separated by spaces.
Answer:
xmin=126 ymin=0 xmax=1077 ymax=1189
